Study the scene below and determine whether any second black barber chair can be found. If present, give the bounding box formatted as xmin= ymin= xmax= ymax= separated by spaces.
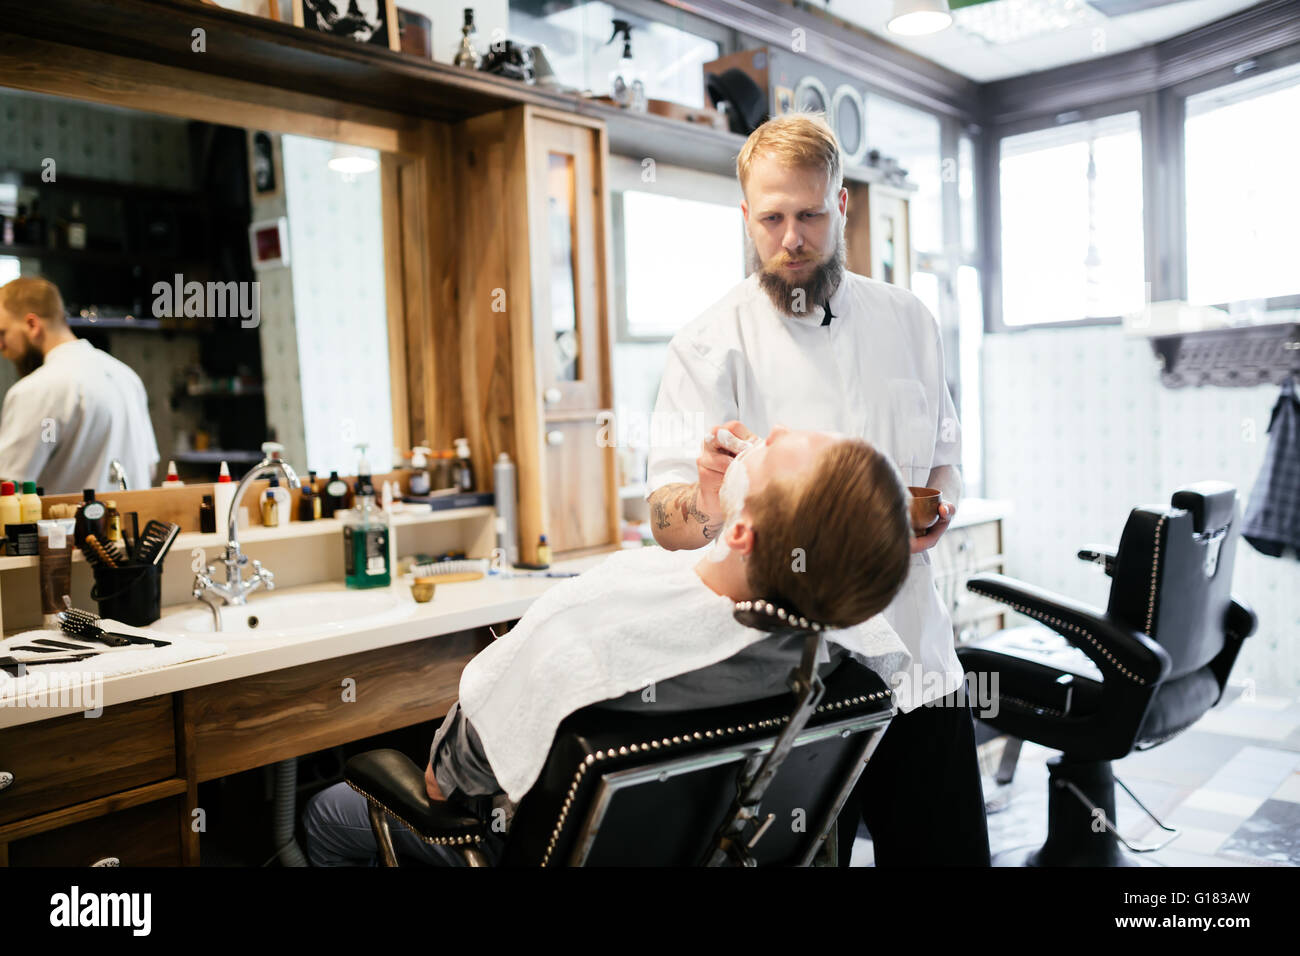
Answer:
xmin=958 ymin=481 xmax=1258 ymax=866
xmin=344 ymin=600 xmax=894 ymax=866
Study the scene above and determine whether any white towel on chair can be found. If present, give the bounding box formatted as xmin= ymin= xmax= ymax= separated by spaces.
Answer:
xmin=458 ymin=545 xmax=911 ymax=803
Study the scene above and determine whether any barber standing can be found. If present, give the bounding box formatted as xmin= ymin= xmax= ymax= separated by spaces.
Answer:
xmin=0 ymin=277 xmax=159 ymax=493
xmin=646 ymin=113 xmax=989 ymax=866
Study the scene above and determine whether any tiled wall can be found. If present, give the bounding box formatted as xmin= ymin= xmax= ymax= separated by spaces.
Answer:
xmin=0 ymin=89 xmax=191 ymax=188
xmin=280 ymin=134 xmax=393 ymax=476
xmin=0 ymin=88 xmax=201 ymax=468
xmin=983 ymin=324 xmax=1299 ymax=697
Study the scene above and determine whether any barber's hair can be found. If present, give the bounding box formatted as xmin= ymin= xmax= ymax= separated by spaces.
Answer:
xmin=0 ymin=276 xmax=66 ymax=326
xmin=744 ymin=439 xmax=911 ymax=629
xmin=736 ymin=111 xmax=844 ymax=200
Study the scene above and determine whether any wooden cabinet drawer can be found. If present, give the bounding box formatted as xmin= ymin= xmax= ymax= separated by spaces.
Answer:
xmin=6 ymin=796 xmax=183 ymax=866
xmin=0 ymin=696 xmax=177 ymax=826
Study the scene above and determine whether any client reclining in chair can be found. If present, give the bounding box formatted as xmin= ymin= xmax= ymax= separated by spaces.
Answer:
xmin=304 ymin=426 xmax=914 ymax=865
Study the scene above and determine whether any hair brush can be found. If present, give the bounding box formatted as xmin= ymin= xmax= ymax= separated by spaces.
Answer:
xmin=57 ymin=605 xmax=170 ymax=648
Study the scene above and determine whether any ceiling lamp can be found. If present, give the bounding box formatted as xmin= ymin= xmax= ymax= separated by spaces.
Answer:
xmin=887 ymin=0 xmax=954 ymax=36
xmin=327 ymin=144 xmax=378 ymax=176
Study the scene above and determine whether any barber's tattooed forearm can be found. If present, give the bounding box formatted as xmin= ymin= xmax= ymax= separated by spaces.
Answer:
xmin=652 ymin=497 xmax=671 ymax=530
xmin=682 ymin=490 xmax=722 ymax=539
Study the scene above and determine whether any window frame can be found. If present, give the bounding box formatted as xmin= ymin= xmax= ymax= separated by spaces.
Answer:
xmin=983 ymin=92 xmax=1158 ymax=334
xmin=1167 ymin=44 xmax=1300 ymax=313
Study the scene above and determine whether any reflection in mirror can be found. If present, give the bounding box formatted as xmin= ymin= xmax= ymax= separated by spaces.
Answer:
xmin=0 ymin=88 xmax=395 ymax=496
xmin=546 ymin=151 xmax=579 ymax=383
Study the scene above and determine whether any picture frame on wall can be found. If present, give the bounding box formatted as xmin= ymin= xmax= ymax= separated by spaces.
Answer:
xmin=249 ymin=217 xmax=291 ymax=270
xmin=292 ymin=0 xmax=401 ymax=51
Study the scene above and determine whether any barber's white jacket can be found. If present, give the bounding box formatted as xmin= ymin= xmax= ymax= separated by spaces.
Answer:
xmin=646 ymin=269 xmax=963 ymax=712
xmin=0 ymin=339 xmax=159 ymax=493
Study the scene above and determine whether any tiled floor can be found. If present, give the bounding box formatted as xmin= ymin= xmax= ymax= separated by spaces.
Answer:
xmin=848 ymin=685 xmax=1300 ymax=867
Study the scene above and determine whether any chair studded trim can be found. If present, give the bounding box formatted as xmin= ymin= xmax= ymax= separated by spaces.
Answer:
xmin=344 ymin=780 xmax=485 ymax=847
xmin=965 ymin=584 xmax=1149 ymax=685
xmin=538 ymin=688 xmax=892 ymax=866
xmin=1144 ymin=515 xmax=1167 ymax=636
xmin=733 ymin=598 xmax=823 ymax=632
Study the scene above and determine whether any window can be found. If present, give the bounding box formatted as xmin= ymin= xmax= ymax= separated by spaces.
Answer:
xmin=998 ymin=111 xmax=1145 ymax=326
xmin=619 ymin=189 xmax=744 ymax=339
xmin=958 ymin=134 xmax=977 ymax=258
xmin=1185 ymin=61 xmax=1300 ymax=306
xmin=507 ymin=0 xmax=721 ymax=109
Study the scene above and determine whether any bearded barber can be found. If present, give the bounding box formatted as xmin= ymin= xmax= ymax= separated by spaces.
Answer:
xmin=645 ymin=112 xmax=989 ymax=866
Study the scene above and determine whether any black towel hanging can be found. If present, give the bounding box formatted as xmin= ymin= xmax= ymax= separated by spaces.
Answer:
xmin=1241 ymin=375 xmax=1300 ymax=559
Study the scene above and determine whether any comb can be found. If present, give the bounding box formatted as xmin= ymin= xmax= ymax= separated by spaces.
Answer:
xmin=135 ymin=520 xmax=180 ymax=566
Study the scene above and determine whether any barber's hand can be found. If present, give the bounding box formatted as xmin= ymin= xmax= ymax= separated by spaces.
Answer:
xmin=697 ymin=420 xmax=756 ymax=512
xmin=910 ymin=502 xmax=955 ymax=554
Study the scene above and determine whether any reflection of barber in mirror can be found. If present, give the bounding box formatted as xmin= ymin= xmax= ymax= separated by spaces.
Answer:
xmin=645 ymin=112 xmax=988 ymax=867
xmin=0 ymin=277 xmax=159 ymax=494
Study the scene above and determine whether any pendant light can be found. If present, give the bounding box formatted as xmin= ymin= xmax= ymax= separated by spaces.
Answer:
xmin=887 ymin=0 xmax=954 ymax=36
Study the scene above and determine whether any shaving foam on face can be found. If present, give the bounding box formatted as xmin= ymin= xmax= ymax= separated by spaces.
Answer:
xmin=707 ymin=446 xmax=754 ymax=563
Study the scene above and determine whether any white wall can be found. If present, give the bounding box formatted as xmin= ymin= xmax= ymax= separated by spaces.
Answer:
xmin=982 ymin=324 xmax=1299 ymax=697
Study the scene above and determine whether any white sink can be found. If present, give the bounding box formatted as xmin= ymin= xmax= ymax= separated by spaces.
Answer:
xmin=156 ymin=589 xmax=416 ymax=640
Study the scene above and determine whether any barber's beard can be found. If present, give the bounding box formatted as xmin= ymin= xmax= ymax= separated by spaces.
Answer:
xmin=13 ymin=343 xmax=42 ymax=377
xmin=749 ymin=218 xmax=847 ymax=317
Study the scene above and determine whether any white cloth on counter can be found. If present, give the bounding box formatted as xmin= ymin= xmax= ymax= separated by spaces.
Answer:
xmin=457 ymin=545 xmax=911 ymax=803
xmin=0 ymin=620 xmax=224 ymax=705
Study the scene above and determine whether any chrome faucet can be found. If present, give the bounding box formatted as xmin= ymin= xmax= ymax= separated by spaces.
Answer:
xmin=192 ymin=445 xmax=301 ymax=624
xmin=108 ymin=459 xmax=128 ymax=491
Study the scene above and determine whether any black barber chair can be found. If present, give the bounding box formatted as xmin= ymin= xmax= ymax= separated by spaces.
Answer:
xmin=958 ymin=481 xmax=1258 ymax=866
xmin=344 ymin=600 xmax=894 ymax=866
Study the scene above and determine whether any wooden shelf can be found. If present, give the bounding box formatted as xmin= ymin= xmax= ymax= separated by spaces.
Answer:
xmin=0 ymin=0 xmax=578 ymax=124
xmin=0 ymin=506 xmax=494 ymax=571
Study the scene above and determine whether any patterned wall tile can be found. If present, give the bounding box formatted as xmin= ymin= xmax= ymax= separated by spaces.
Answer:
xmin=983 ymin=325 xmax=1299 ymax=696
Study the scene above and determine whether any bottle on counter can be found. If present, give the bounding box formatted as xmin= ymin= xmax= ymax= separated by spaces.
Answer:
xmin=261 ymin=475 xmax=288 ymax=527
xmin=0 ymin=481 xmax=21 ymax=543
xmin=199 ymin=494 xmax=217 ymax=534
xmin=103 ymin=499 xmax=122 ymax=543
xmin=161 ymin=460 xmax=185 ymax=487
xmin=536 ymin=533 xmax=552 ymax=567
xmin=73 ymin=488 xmax=107 ymax=549
xmin=212 ymin=460 xmax=237 ymax=541
xmin=433 ymin=450 xmax=456 ymax=491
xmin=343 ymin=445 xmax=391 ymax=589
xmin=409 ymin=445 xmax=432 ymax=496
xmin=20 ymin=481 xmax=41 ymax=523
xmin=453 ymin=437 xmax=475 ymax=492
xmin=493 ymin=452 xmax=519 ymax=567
xmin=297 ymin=470 xmax=320 ymax=522
xmin=322 ymin=470 xmax=350 ymax=518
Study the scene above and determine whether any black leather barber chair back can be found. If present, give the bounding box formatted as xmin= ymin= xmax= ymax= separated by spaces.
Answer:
xmin=959 ymin=481 xmax=1258 ymax=866
xmin=344 ymin=600 xmax=893 ymax=866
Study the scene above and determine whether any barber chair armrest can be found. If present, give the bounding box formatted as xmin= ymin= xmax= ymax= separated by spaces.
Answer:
xmin=967 ymin=573 xmax=1172 ymax=687
xmin=1076 ymin=545 xmax=1116 ymax=576
xmin=344 ymin=749 xmax=486 ymax=843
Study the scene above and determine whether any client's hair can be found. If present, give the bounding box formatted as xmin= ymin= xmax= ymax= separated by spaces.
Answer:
xmin=744 ymin=439 xmax=911 ymax=629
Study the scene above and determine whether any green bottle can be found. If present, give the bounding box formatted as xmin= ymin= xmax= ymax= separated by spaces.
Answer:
xmin=342 ymin=443 xmax=391 ymax=589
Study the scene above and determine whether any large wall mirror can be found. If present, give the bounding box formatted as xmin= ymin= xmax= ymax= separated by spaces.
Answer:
xmin=0 ymin=87 xmax=405 ymax=496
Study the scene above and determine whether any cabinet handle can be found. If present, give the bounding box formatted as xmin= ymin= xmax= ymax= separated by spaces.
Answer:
xmin=543 ymin=387 xmax=562 ymax=405
xmin=546 ymin=430 xmax=565 ymax=446
xmin=90 ymin=857 xmax=120 ymax=867
xmin=0 ymin=770 xmax=12 ymax=793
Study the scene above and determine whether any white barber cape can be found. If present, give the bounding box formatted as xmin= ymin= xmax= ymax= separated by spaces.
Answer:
xmin=457 ymin=544 xmax=910 ymax=803
xmin=646 ymin=269 xmax=965 ymax=713
xmin=0 ymin=339 xmax=159 ymax=493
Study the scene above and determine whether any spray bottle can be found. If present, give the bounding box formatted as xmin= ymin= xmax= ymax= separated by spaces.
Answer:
xmin=606 ymin=19 xmax=646 ymax=112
